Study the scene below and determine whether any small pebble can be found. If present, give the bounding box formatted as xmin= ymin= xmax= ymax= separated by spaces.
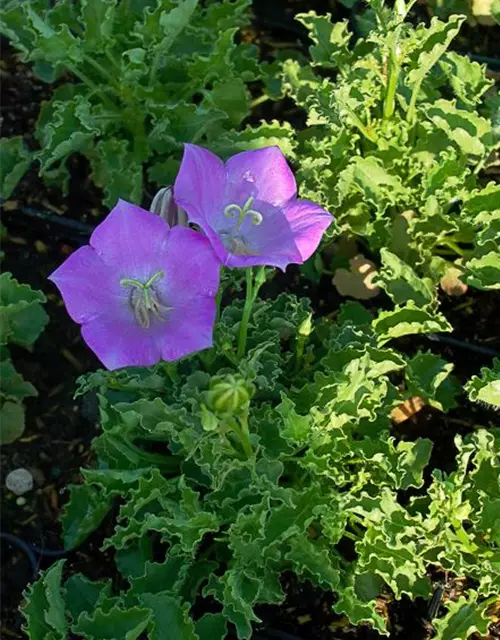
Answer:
xmin=16 ymin=496 xmax=27 ymax=506
xmin=6 ymin=468 xmax=34 ymax=496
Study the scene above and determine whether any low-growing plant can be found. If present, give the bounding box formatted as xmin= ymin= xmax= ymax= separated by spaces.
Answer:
xmin=0 ymin=0 xmax=293 ymax=204
xmin=0 ymin=272 xmax=49 ymax=444
xmin=21 ymin=288 xmax=499 ymax=638
xmin=281 ymin=1 xmax=500 ymax=292
xmin=20 ymin=143 xmax=499 ymax=638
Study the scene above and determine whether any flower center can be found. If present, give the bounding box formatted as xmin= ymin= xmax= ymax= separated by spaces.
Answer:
xmin=223 ymin=196 xmax=263 ymax=231
xmin=120 ymin=270 xmax=172 ymax=329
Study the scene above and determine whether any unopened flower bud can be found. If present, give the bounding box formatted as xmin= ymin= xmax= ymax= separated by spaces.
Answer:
xmin=150 ymin=186 xmax=188 ymax=227
xmin=206 ymin=374 xmax=254 ymax=416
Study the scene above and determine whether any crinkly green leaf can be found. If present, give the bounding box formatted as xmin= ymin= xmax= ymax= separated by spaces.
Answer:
xmin=424 ymin=99 xmax=492 ymax=157
xmin=405 ymin=352 xmax=460 ymax=411
xmin=377 ymin=249 xmax=435 ymax=306
xmin=64 ymin=574 xmax=112 ymax=625
xmin=0 ymin=136 xmax=33 ymax=198
xmin=372 ymin=302 xmax=452 ymax=345
xmin=0 ymin=399 xmax=26 ymax=445
xmin=21 ymin=560 xmax=67 ymax=640
xmin=0 ymin=359 xmax=37 ymax=401
xmin=73 ymin=605 xmax=151 ymax=640
xmin=194 ymin=613 xmax=227 ymax=640
xmin=89 ymin=138 xmax=143 ymax=206
xmin=138 ymin=592 xmax=197 ymax=640
xmin=465 ymin=358 xmax=500 ymax=409
xmin=61 ymin=483 xmax=114 ymax=549
xmin=439 ymin=52 xmax=493 ymax=108
xmin=432 ymin=591 xmax=494 ymax=640
xmin=0 ymin=272 xmax=49 ymax=348
xmin=296 ymin=12 xmax=352 ymax=68
xmin=463 ymin=252 xmax=500 ymax=290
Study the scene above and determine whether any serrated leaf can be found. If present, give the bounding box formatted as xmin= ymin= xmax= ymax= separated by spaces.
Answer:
xmin=0 ymin=359 xmax=37 ymax=401
xmin=405 ymin=352 xmax=460 ymax=411
xmin=79 ymin=0 xmax=115 ymax=52
xmin=64 ymin=574 xmax=112 ymax=624
xmin=0 ymin=136 xmax=33 ymax=198
xmin=21 ymin=560 xmax=67 ymax=640
xmin=138 ymin=592 xmax=197 ymax=640
xmin=73 ymin=605 xmax=151 ymax=640
xmin=465 ymin=358 xmax=500 ymax=408
xmin=440 ymin=51 xmax=493 ymax=108
xmin=372 ymin=302 xmax=452 ymax=345
xmin=0 ymin=273 xmax=48 ymax=348
xmin=296 ymin=12 xmax=351 ymax=68
xmin=425 ymin=99 xmax=491 ymax=156
xmin=89 ymin=138 xmax=143 ymax=206
xmin=61 ymin=483 xmax=114 ymax=549
xmin=378 ymin=249 xmax=435 ymax=306
xmin=0 ymin=400 xmax=25 ymax=444
xmin=464 ymin=252 xmax=500 ymax=290
xmin=195 ymin=613 xmax=227 ymax=640
xmin=209 ymin=121 xmax=296 ymax=159
xmin=433 ymin=591 xmax=493 ymax=640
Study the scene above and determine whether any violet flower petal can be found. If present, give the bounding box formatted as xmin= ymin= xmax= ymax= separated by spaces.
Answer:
xmin=90 ymin=199 xmax=170 ymax=280
xmin=49 ymin=246 xmax=123 ymax=324
xmin=174 ymin=144 xmax=225 ymax=227
xmin=225 ymin=146 xmax=297 ymax=207
xmin=282 ymin=199 xmax=333 ymax=262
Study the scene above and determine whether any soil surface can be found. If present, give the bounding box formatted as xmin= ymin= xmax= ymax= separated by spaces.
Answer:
xmin=1 ymin=2 xmax=500 ymax=639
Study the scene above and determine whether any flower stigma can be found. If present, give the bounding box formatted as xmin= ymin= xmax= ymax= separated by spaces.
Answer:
xmin=120 ymin=270 xmax=172 ymax=329
xmin=224 ymin=196 xmax=263 ymax=230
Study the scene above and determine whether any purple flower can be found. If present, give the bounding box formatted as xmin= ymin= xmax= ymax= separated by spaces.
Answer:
xmin=173 ymin=144 xmax=332 ymax=270
xmin=49 ymin=200 xmax=220 ymax=370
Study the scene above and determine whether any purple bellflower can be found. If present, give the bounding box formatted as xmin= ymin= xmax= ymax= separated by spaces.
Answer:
xmin=174 ymin=144 xmax=332 ymax=270
xmin=49 ymin=200 xmax=220 ymax=370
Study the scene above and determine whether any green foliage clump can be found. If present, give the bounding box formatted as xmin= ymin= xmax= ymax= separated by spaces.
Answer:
xmin=284 ymin=2 xmax=500 ymax=292
xmin=0 ymin=272 xmax=48 ymax=444
xmin=20 ymin=272 xmax=499 ymax=638
xmin=0 ymin=0 xmax=293 ymax=204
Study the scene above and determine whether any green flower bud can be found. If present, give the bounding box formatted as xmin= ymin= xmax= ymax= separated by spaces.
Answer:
xmin=206 ymin=374 xmax=254 ymax=416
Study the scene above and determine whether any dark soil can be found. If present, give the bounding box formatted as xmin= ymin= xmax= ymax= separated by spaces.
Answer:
xmin=1 ymin=3 xmax=500 ymax=639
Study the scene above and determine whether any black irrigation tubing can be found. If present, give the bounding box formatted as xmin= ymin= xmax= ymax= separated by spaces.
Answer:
xmin=1 ymin=199 xmax=95 ymax=237
xmin=0 ymin=531 xmax=68 ymax=581
xmin=426 ymin=333 xmax=500 ymax=358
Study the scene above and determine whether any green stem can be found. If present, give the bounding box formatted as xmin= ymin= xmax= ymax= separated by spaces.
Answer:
xmin=149 ymin=48 xmax=162 ymax=88
xmin=383 ymin=47 xmax=400 ymax=120
xmin=437 ymin=239 xmax=468 ymax=258
xmin=83 ymin=54 xmax=118 ymax=88
xmin=407 ymin=78 xmax=422 ymax=126
xmin=347 ymin=107 xmax=378 ymax=144
xmin=238 ymin=413 xmax=254 ymax=459
xmin=237 ymin=267 xmax=265 ymax=359
xmin=68 ymin=65 xmax=117 ymax=111
xmin=251 ymin=94 xmax=271 ymax=109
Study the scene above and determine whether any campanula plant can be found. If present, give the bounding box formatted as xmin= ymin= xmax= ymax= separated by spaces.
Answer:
xmin=22 ymin=136 xmax=500 ymax=638
xmin=283 ymin=0 xmax=500 ymax=293
xmin=0 ymin=0 xmax=285 ymax=205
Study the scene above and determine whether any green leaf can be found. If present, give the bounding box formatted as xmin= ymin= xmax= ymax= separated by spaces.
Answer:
xmin=155 ymin=0 xmax=199 ymax=57
xmin=405 ymin=352 xmax=460 ymax=411
xmin=64 ymin=574 xmax=112 ymax=624
xmin=433 ymin=591 xmax=493 ymax=640
xmin=195 ymin=613 xmax=227 ymax=640
xmin=0 ymin=400 xmax=26 ymax=445
xmin=209 ymin=121 xmax=296 ymax=159
xmin=296 ymin=12 xmax=352 ymax=68
xmin=89 ymin=138 xmax=143 ymax=206
xmin=61 ymin=483 xmax=114 ymax=549
xmin=464 ymin=252 xmax=500 ymax=290
xmin=35 ymin=96 xmax=98 ymax=174
xmin=378 ymin=249 xmax=435 ymax=306
xmin=73 ymin=605 xmax=152 ymax=640
xmin=0 ymin=136 xmax=33 ymax=198
xmin=138 ymin=592 xmax=198 ymax=640
xmin=406 ymin=15 xmax=466 ymax=118
xmin=425 ymin=99 xmax=491 ymax=156
xmin=465 ymin=358 xmax=500 ymax=409
xmin=79 ymin=0 xmax=115 ymax=52
xmin=0 ymin=359 xmax=37 ymax=401
xmin=440 ymin=52 xmax=493 ymax=108
xmin=372 ymin=302 xmax=452 ymax=345
xmin=0 ymin=273 xmax=48 ymax=348
xmin=21 ymin=560 xmax=67 ymax=640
